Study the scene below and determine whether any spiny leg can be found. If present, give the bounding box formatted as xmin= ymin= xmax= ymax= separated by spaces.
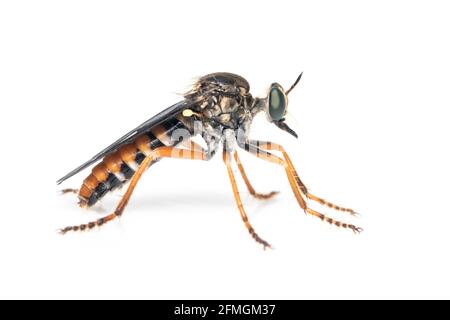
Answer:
xmin=239 ymin=142 xmax=362 ymax=233
xmin=224 ymin=150 xmax=272 ymax=249
xmin=233 ymin=151 xmax=278 ymax=200
xmin=248 ymin=140 xmax=358 ymax=216
xmin=59 ymin=143 xmax=208 ymax=234
xmin=60 ymin=188 xmax=79 ymax=195
xmin=59 ymin=155 xmax=154 ymax=234
xmin=305 ymin=207 xmax=362 ymax=234
xmin=283 ymin=163 xmax=362 ymax=233
xmin=158 ymin=144 xmax=273 ymax=248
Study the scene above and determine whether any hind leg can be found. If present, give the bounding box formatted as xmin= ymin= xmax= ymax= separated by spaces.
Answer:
xmin=59 ymin=144 xmax=208 ymax=234
xmin=60 ymin=188 xmax=79 ymax=195
xmin=60 ymin=188 xmax=84 ymax=208
xmin=59 ymin=155 xmax=154 ymax=234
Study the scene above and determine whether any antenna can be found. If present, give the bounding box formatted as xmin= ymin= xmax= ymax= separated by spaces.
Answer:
xmin=286 ymin=72 xmax=303 ymax=96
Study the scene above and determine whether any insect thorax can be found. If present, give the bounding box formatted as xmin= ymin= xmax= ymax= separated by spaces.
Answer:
xmin=185 ymin=73 xmax=261 ymax=131
xmin=179 ymin=72 xmax=266 ymax=158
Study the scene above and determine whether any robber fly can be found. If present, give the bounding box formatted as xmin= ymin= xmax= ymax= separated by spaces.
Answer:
xmin=58 ymin=72 xmax=361 ymax=248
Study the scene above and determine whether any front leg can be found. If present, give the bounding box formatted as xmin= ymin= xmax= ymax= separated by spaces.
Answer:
xmin=246 ymin=140 xmax=358 ymax=216
xmin=238 ymin=140 xmax=362 ymax=233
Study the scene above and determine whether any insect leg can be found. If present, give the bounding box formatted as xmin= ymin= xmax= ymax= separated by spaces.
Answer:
xmin=152 ymin=142 xmax=208 ymax=160
xmin=59 ymin=155 xmax=154 ymax=234
xmin=60 ymin=188 xmax=79 ymax=195
xmin=238 ymin=142 xmax=362 ymax=233
xmin=223 ymin=150 xmax=272 ymax=249
xmin=59 ymin=143 xmax=208 ymax=234
xmin=247 ymin=140 xmax=358 ymax=216
xmin=233 ymin=151 xmax=278 ymax=200
xmin=154 ymin=144 xmax=273 ymax=247
xmin=154 ymin=145 xmax=275 ymax=246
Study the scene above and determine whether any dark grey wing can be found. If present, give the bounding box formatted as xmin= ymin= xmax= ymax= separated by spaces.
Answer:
xmin=57 ymin=99 xmax=195 ymax=185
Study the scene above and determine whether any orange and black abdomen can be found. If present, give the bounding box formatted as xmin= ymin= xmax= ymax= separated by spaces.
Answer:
xmin=78 ymin=117 xmax=189 ymax=207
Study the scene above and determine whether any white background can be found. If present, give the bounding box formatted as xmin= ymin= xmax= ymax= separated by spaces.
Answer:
xmin=1 ymin=1 xmax=449 ymax=299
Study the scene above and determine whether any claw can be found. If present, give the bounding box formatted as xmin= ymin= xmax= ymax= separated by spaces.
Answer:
xmin=350 ymin=225 xmax=364 ymax=234
xmin=58 ymin=227 xmax=71 ymax=235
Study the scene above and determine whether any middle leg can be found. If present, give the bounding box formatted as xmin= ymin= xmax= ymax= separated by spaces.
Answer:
xmin=233 ymin=151 xmax=278 ymax=200
xmin=224 ymin=150 xmax=272 ymax=249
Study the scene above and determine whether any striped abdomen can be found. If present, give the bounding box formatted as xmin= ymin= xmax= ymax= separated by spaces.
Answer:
xmin=78 ymin=117 xmax=189 ymax=207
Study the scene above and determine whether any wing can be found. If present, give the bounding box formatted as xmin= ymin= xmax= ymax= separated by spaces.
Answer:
xmin=57 ymin=99 xmax=196 ymax=185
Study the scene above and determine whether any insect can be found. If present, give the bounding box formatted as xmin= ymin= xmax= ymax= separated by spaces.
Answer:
xmin=58 ymin=72 xmax=361 ymax=248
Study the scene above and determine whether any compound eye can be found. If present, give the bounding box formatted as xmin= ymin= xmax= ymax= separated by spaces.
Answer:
xmin=268 ymin=86 xmax=286 ymax=121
